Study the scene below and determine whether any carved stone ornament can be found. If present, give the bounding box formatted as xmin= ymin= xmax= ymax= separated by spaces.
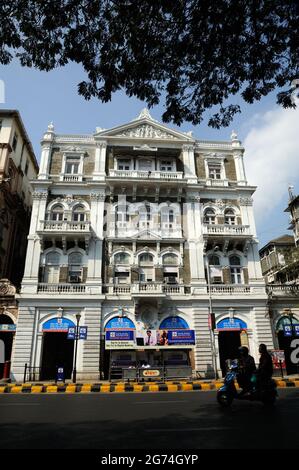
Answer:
xmin=238 ymin=197 xmax=253 ymax=206
xmin=215 ymin=199 xmax=225 ymax=209
xmin=0 ymin=279 xmax=16 ymax=296
xmin=90 ymin=192 xmax=106 ymax=201
xmin=32 ymin=191 xmax=48 ymax=200
xmin=117 ymin=124 xmax=179 ymax=140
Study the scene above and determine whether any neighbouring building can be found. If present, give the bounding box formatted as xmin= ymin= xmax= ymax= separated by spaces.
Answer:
xmin=259 ymin=191 xmax=299 ymax=374
xmin=11 ymin=109 xmax=273 ymax=382
xmin=0 ymin=109 xmax=39 ymax=378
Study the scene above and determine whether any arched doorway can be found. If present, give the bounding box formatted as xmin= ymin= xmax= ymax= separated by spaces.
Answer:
xmin=276 ymin=316 xmax=299 ymax=374
xmin=0 ymin=314 xmax=16 ymax=379
xmin=217 ymin=317 xmax=248 ymax=377
xmin=40 ymin=317 xmax=75 ymax=380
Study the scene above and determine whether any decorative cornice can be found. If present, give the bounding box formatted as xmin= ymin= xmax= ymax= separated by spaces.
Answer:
xmin=116 ymin=124 xmax=180 ymax=140
xmin=238 ymin=197 xmax=253 ymax=206
xmin=90 ymin=192 xmax=106 ymax=201
xmin=32 ymin=191 xmax=48 ymax=200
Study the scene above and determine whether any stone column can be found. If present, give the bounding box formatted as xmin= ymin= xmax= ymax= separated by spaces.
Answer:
xmin=10 ymin=306 xmax=36 ymax=381
xmin=77 ymin=306 xmax=102 ymax=381
xmin=182 ymin=145 xmax=197 ymax=182
xmin=93 ymin=141 xmax=107 ymax=181
xmin=38 ymin=123 xmax=54 ymax=180
xmin=86 ymin=191 xmax=105 ymax=291
xmin=193 ymin=306 xmax=214 ymax=378
xmin=231 ymin=131 xmax=247 ymax=185
xmin=22 ymin=192 xmax=48 ymax=293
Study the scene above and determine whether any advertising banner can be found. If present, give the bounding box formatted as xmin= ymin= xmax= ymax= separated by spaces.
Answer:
xmin=271 ymin=350 xmax=286 ymax=369
xmin=105 ymin=330 xmax=135 ymax=349
xmin=167 ymin=330 xmax=196 ymax=345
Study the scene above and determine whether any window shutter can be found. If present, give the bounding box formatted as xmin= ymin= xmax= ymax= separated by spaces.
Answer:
xmin=222 ymin=267 xmax=231 ymax=284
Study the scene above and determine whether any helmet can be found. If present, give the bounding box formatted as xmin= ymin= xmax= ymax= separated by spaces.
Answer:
xmin=238 ymin=346 xmax=249 ymax=356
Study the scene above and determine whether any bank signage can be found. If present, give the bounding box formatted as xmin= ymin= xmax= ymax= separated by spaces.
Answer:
xmin=43 ymin=317 xmax=75 ymax=332
xmin=105 ymin=330 xmax=135 ymax=349
xmin=0 ymin=324 xmax=16 ymax=332
xmin=283 ymin=325 xmax=293 ymax=337
xmin=167 ymin=330 xmax=195 ymax=345
xmin=217 ymin=318 xmax=248 ymax=330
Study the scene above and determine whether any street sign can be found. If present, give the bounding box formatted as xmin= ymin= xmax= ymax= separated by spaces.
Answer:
xmin=67 ymin=327 xmax=76 ymax=340
xmin=294 ymin=324 xmax=299 ymax=337
xmin=79 ymin=326 xmax=88 ymax=340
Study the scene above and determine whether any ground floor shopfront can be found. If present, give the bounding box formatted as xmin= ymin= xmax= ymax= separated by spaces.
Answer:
xmin=10 ymin=297 xmax=275 ymax=381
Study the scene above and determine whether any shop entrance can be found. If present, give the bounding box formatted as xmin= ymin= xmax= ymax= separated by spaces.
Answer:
xmin=218 ymin=331 xmax=241 ymax=377
xmin=40 ymin=332 xmax=74 ymax=380
xmin=0 ymin=314 xmax=15 ymax=379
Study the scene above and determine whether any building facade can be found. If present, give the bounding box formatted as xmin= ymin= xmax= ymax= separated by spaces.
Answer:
xmin=0 ymin=110 xmax=39 ymax=378
xmin=260 ymin=199 xmax=299 ymax=374
xmin=11 ymin=110 xmax=273 ymax=381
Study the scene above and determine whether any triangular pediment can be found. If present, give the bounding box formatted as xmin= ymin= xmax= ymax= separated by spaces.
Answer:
xmin=134 ymin=229 xmax=162 ymax=240
xmin=95 ymin=109 xmax=194 ymax=142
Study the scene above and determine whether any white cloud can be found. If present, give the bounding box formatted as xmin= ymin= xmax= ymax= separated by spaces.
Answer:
xmin=244 ymin=103 xmax=299 ymax=225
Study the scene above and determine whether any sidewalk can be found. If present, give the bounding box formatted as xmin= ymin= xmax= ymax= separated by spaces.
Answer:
xmin=1 ymin=376 xmax=299 ymax=393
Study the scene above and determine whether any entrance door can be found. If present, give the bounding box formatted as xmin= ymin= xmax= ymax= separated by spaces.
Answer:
xmin=40 ymin=333 xmax=74 ymax=380
xmin=218 ymin=331 xmax=241 ymax=377
xmin=277 ymin=331 xmax=298 ymax=374
xmin=0 ymin=314 xmax=15 ymax=379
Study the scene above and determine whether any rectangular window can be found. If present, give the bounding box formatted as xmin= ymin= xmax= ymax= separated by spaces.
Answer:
xmin=117 ymin=159 xmax=131 ymax=170
xmin=160 ymin=160 xmax=173 ymax=172
xmin=230 ymin=268 xmax=242 ymax=284
xmin=12 ymin=132 xmax=18 ymax=151
xmin=24 ymin=160 xmax=29 ymax=175
xmin=65 ymin=155 xmax=80 ymax=174
xmin=138 ymin=159 xmax=152 ymax=171
xmin=208 ymin=164 xmax=221 ymax=179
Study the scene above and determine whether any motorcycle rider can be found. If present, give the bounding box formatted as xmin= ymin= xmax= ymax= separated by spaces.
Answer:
xmin=237 ymin=346 xmax=256 ymax=394
xmin=257 ymin=343 xmax=273 ymax=387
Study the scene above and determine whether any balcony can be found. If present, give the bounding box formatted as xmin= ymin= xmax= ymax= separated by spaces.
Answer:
xmin=207 ymin=284 xmax=265 ymax=295
xmin=109 ymin=169 xmax=184 ymax=180
xmin=104 ymin=283 xmax=188 ymax=296
xmin=203 ymin=224 xmax=251 ymax=236
xmin=39 ymin=220 xmax=91 ymax=233
xmin=37 ymin=283 xmax=101 ymax=294
xmin=267 ymin=284 xmax=299 ymax=297
xmin=109 ymin=221 xmax=182 ymax=239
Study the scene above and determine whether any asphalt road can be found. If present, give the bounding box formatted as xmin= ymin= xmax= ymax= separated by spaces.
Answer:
xmin=0 ymin=389 xmax=298 ymax=449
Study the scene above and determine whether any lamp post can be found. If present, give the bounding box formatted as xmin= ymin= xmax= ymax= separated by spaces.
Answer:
xmin=205 ymin=248 xmax=219 ymax=379
xmin=72 ymin=313 xmax=81 ymax=383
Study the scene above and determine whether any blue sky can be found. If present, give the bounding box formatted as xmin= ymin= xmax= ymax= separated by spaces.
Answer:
xmin=0 ymin=60 xmax=297 ymax=247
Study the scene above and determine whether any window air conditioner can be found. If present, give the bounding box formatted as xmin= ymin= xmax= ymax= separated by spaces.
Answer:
xmin=165 ymin=276 xmax=177 ymax=284
xmin=211 ymin=276 xmax=222 ymax=284
xmin=69 ymin=274 xmax=82 ymax=283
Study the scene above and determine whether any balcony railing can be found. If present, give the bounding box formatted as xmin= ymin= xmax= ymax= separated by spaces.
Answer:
xmin=39 ymin=220 xmax=91 ymax=232
xmin=208 ymin=284 xmax=251 ymax=294
xmin=38 ymin=283 xmax=87 ymax=293
xmin=109 ymin=222 xmax=182 ymax=238
xmin=105 ymin=283 xmax=187 ymax=295
xmin=202 ymin=224 xmax=251 ymax=236
xmin=109 ymin=169 xmax=183 ymax=180
xmin=267 ymin=284 xmax=299 ymax=296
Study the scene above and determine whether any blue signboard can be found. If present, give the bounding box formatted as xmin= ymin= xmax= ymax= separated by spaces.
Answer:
xmin=56 ymin=367 xmax=65 ymax=382
xmin=79 ymin=326 xmax=88 ymax=340
xmin=160 ymin=316 xmax=189 ymax=330
xmin=106 ymin=330 xmax=134 ymax=341
xmin=217 ymin=318 xmax=247 ymax=330
xmin=294 ymin=325 xmax=299 ymax=337
xmin=283 ymin=325 xmax=293 ymax=337
xmin=167 ymin=329 xmax=195 ymax=345
xmin=105 ymin=316 xmax=135 ymax=330
xmin=67 ymin=327 xmax=76 ymax=340
xmin=0 ymin=324 xmax=16 ymax=332
xmin=43 ymin=317 xmax=75 ymax=332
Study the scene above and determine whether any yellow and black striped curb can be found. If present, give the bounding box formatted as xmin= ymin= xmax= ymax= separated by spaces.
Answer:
xmin=0 ymin=378 xmax=298 ymax=393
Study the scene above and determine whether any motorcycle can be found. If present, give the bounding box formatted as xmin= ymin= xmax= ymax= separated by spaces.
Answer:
xmin=217 ymin=359 xmax=277 ymax=407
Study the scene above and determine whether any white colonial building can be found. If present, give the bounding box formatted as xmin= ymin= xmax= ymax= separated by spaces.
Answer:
xmin=10 ymin=109 xmax=274 ymax=381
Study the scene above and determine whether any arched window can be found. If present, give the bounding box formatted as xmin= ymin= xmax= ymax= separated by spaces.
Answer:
xmin=44 ymin=251 xmax=60 ymax=283
xmin=114 ymin=252 xmax=130 ymax=264
xmin=50 ymin=204 xmax=64 ymax=221
xmin=209 ymin=255 xmax=220 ymax=266
xmin=46 ymin=251 xmax=60 ymax=265
xmin=139 ymin=253 xmax=154 ymax=265
xmin=224 ymin=209 xmax=236 ymax=225
xmin=68 ymin=252 xmax=83 ymax=283
xmin=73 ymin=205 xmax=86 ymax=222
xmin=162 ymin=253 xmax=178 ymax=265
xmin=204 ymin=208 xmax=216 ymax=224
xmin=229 ymin=255 xmax=242 ymax=284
